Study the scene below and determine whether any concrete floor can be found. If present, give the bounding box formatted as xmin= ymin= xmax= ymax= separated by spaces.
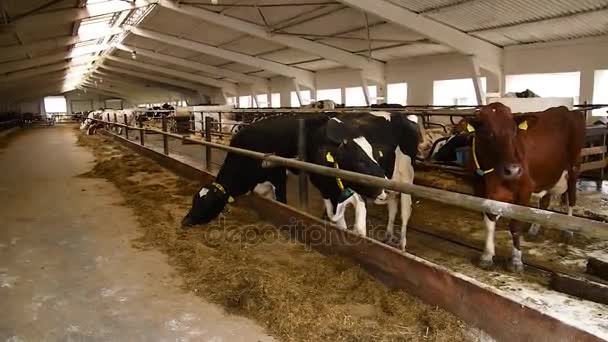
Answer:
xmin=0 ymin=127 xmax=273 ymax=341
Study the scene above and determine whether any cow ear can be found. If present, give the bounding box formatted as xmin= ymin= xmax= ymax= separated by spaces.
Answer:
xmin=457 ymin=117 xmax=481 ymax=134
xmin=326 ymin=118 xmax=351 ymax=144
xmin=514 ymin=114 xmax=538 ymax=130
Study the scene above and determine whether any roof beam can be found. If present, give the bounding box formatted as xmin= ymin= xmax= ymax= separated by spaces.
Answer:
xmin=0 ymin=61 xmax=94 ymax=82
xmin=79 ymin=86 xmax=126 ymax=99
xmin=90 ymin=71 xmax=186 ymax=93
xmin=337 ymin=0 xmax=503 ymax=74
xmin=115 ymin=43 xmax=269 ymax=91
xmin=85 ymin=74 xmax=172 ymax=95
xmin=0 ymin=28 xmax=124 ymax=61
xmin=12 ymin=1 xmax=153 ymax=33
xmin=0 ymin=45 xmax=108 ymax=74
xmin=157 ymin=0 xmax=384 ymax=83
xmin=98 ymin=64 xmax=208 ymax=92
xmin=94 ymin=68 xmax=188 ymax=92
xmin=127 ymin=26 xmax=315 ymax=89
xmin=81 ymin=80 xmax=136 ymax=96
xmin=104 ymin=55 xmax=237 ymax=94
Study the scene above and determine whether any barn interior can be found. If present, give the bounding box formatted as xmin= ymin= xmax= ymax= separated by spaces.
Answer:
xmin=1 ymin=1 xmax=608 ymax=341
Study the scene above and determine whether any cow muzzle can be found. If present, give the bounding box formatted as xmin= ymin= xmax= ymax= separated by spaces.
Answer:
xmin=502 ymin=163 xmax=523 ymax=180
xmin=374 ymin=190 xmax=388 ymax=205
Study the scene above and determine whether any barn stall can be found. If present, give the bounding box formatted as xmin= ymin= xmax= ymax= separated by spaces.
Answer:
xmin=2 ymin=0 xmax=608 ymax=341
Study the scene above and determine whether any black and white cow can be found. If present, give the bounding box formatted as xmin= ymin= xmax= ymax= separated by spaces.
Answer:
xmin=311 ymin=111 xmax=420 ymax=249
xmin=181 ymin=113 xmax=388 ymax=227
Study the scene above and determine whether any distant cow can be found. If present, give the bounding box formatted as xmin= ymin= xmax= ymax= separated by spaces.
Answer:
xmin=181 ymin=114 xmax=388 ymax=227
xmin=466 ymin=103 xmax=585 ymax=272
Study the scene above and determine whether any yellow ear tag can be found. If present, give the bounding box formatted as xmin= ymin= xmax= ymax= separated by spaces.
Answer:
xmin=228 ymin=196 xmax=235 ymax=203
xmin=378 ymin=151 xmax=383 ymax=158
xmin=467 ymin=123 xmax=476 ymax=133
xmin=326 ymin=152 xmax=335 ymax=163
xmin=518 ymin=120 xmax=528 ymax=130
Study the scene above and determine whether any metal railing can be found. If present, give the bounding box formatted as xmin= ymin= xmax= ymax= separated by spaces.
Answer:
xmin=90 ymin=116 xmax=608 ymax=240
xmin=0 ymin=119 xmax=20 ymax=131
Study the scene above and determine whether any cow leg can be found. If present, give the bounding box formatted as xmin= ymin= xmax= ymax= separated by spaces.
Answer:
xmin=399 ymin=193 xmax=412 ymax=251
xmin=353 ymin=193 xmax=367 ymax=237
xmin=272 ymin=170 xmax=287 ymax=204
xmin=562 ymin=169 xmax=578 ymax=241
xmin=509 ymin=219 xmax=526 ymax=273
xmin=480 ymin=213 xmax=499 ymax=268
xmin=323 ymin=199 xmax=347 ymax=229
xmin=385 ymin=193 xmax=398 ymax=240
xmin=529 ymin=194 xmax=551 ymax=236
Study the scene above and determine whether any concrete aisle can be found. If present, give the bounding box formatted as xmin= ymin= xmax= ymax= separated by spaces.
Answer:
xmin=0 ymin=127 xmax=273 ymax=342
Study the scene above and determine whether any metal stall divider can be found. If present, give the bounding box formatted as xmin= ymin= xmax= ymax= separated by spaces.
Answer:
xmin=139 ymin=117 xmax=145 ymax=146
xmin=204 ymin=116 xmax=213 ymax=171
xmin=162 ymin=114 xmax=169 ymax=155
xmin=298 ymin=118 xmax=309 ymax=210
xmin=123 ymin=114 xmax=129 ymax=140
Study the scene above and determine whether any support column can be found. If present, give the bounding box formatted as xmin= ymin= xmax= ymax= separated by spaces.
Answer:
xmin=251 ymin=88 xmax=259 ymax=108
xmin=360 ymin=73 xmax=371 ymax=106
xmin=293 ymin=79 xmax=303 ymax=107
xmin=469 ymin=56 xmax=486 ymax=105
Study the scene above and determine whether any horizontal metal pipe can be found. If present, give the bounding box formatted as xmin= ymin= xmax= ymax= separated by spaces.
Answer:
xmin=94 ymin=118 xmax=608 ymax=240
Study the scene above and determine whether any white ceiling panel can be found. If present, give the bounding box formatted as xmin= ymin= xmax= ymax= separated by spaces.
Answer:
xmin=293 ymin=59 xmax=343 ymax=71
xmin=220 ymin=36 xmax=285 ymax=56
xmin=260 ymin=48 xmax=321 ymax=65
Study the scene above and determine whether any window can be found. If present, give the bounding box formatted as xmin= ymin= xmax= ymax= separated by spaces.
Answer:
xmin=226 ymin=97 xmax=236 ymax=106
xmin=506 ymin=72 xmax=580 ymax=104
xmin=316 ymin=88 xmax=342 ymax=104
xmin=238 ymin=96 xmax=252 ymax=108
xmin=290 ymin=90 xmax=311 ymax=107
xmin=44 ymin=96 xmax=67 ymax=113
xmin=256 ymin=94 xmax=269 ymax=108
xmin=345 ymin=86 xmax=377 ymax=106
xmin=387 ymin=83 xmax=408 ymax=106
xmin=593 ymin=70 xmax=608 ymax=116
xmin=271 ymin=93 xmax=281 ymax=108
xmin=433 ymin=78 xmax=487 ymax=106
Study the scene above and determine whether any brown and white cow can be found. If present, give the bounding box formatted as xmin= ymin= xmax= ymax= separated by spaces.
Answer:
xmin=466 ymin=103 xmax=585 ymax=272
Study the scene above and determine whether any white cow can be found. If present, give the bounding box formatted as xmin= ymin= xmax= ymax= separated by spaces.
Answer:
xmin=80 ymin=110 xmax=102 ymax=132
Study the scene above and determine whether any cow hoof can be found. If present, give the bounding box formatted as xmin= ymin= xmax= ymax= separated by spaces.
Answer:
xmin=561 ymin=230 xmax=574 ymax=244
xmin=478 ymin=257 xmax=494 ymax=269
xmin=528 ymin=223 xmax=541 ymax=236
xmin=508 ymin=262 xmax=524 ymax=273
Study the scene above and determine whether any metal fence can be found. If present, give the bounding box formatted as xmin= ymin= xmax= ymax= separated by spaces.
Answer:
xmin=90 ymin=115 xmax=608 ymax=241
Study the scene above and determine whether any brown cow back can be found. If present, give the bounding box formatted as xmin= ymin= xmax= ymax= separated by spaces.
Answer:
xmin=516 ymin=107 xmax=585 ymax=192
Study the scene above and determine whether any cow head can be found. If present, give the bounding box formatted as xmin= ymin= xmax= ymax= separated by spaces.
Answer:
xmin=324 ymin=118 xmax=388 ymax=201
xmin=467 ymin=103 xmax=537 ymax=180
xmin=181 ymin=182 xmax=231 ymax=227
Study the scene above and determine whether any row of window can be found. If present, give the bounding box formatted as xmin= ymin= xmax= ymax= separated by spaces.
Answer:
xmin=39 ymin=71 xmax=608 ymax=115
xmin=227 ymin=72 xmax=590 ymax=110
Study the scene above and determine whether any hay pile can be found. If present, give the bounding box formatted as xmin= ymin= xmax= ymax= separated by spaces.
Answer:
xmin=77 ymin=133 xmax=470 ymax=342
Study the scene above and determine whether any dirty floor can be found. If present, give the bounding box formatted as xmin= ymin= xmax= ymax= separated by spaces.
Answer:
xmin=0 ymin=127 xmax=272 ymax=341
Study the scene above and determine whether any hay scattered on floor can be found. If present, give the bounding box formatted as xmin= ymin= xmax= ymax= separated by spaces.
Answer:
xmin=76 ymin=132 xmax=470 ymax=342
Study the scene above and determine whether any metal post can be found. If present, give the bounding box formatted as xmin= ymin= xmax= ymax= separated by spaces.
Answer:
xmin=162 ymin=114 xmax=169 ymax=155
xmin=113 ymin=113 xmax=117 ymax=132
xmin=139 ymin=118 xmax=145 ymax=146
xmin=205 ymin=116 xmax=213 ymax=171
xmin=123 ymin=114 xmax=129 ymax=140
xmin=297 ymin=118 xmax=309 ymax=210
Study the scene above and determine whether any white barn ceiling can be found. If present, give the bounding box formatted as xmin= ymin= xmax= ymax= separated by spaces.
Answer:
xmin=1 ymin=0 xmax=608 ymax=102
